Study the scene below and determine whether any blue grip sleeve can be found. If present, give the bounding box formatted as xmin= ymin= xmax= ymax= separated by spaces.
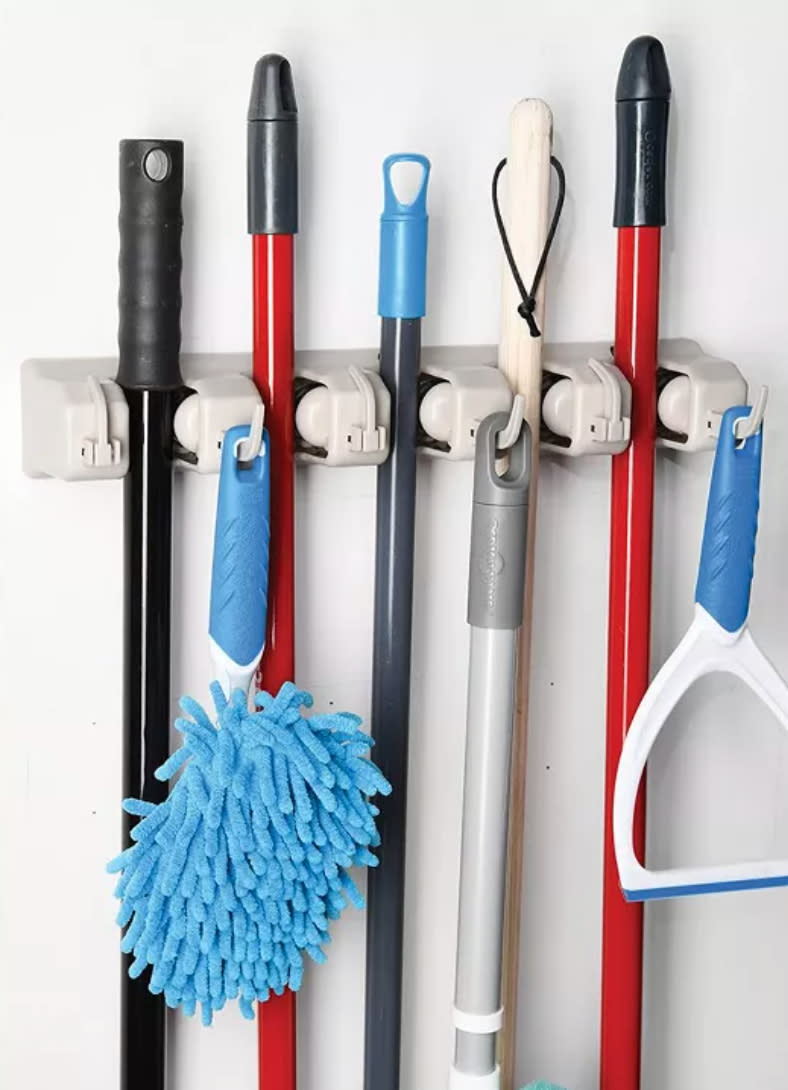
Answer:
xmin=209 ymin=424 xmax=270 ymax=667
xmin=695 ymin=405 xmax=762 ymax=632
xmin=378 ymin=153 xmax=430 ymax=319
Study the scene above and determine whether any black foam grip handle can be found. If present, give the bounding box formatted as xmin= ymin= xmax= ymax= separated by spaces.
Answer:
xmin=247 ymin=55 xmax=298 ymax=235
xmin=117 ymin=139 xmax=184 ymax=390
xmin=614 ymin=36 xmax=671 ymax=228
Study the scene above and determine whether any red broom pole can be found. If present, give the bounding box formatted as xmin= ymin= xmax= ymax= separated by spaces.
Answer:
xmin=600 ymin=37 xmax=670 ymax=1090
xmin=248 ymin=56 xmax=298 ymax=1090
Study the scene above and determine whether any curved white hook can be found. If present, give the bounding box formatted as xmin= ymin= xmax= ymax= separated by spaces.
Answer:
xmin=495 ymin=394 xmax=526 ymax=451
xmin=236 ymin=402 xmax=265 ymax=463
xmin=733 ymin=385 xmax=768 ymax=442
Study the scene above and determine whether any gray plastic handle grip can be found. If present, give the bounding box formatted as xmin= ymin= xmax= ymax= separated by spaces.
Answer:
xmin=467 ymin=413 xmax=531 ymax=631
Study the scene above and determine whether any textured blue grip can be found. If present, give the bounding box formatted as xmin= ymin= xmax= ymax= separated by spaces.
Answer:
xmin=209 ymin=424 xmax=270 ymax=666
xmin=695 ymin=405 xmax=762 ymax=632
xmin=378 ymin=153 xmax=430 ymax=319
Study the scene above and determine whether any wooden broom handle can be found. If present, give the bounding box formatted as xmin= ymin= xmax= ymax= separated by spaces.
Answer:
xmin=497 ymin=98 xmax=554 ymax=1090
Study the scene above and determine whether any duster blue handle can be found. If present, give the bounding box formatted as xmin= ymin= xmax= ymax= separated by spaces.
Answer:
xmin=695 ymin=405 xmax=762 ymax=632
xmin=378 ymin=153 xmax=430 ymax=319
xmin=209 ymin=424 xmax=270 ymax=667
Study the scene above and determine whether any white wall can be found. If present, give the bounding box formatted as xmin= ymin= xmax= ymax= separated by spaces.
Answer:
xmin=2 ymin=2 xmax=788 ymax=1089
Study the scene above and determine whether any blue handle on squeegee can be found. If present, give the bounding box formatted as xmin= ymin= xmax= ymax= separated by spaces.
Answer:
xmin=209 ymin=424 xmax=270 ymax=670
xmin=378 ymin=154 xmax=430 ymax=319
xmin=695 ymin=405 xmax=762 ymax=633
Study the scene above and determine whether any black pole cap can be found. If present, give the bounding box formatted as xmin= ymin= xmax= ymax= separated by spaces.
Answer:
xmin=616 ymin=35 xmax=672 ymax=102
xmin=247 ymin=54 xmax=298 ymax=235
xmin=613 ymin=36 xmax=671 ymax=228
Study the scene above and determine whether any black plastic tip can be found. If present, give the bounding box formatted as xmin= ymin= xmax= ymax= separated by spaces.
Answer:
xmin=248 ymin=54 xmax=297 ymax=122
xmin=613 ymin=36 xmax=671 ymax=228
xmin=616 ymin=36 xmax=671 ymax=103
xmin=247 ymin=55 xmax=298 ymax=234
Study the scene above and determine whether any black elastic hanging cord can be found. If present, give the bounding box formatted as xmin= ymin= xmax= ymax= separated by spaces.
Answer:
xmin=492 ymin=154 xmax=566 ymax=338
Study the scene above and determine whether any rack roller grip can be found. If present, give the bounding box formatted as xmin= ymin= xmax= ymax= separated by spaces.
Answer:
xmin=116 ymin=139 xmax=184 ymax=1090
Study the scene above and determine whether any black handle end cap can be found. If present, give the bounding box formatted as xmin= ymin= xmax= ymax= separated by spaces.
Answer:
xmin=247 ymin=55 xmax=299 ymax=235
xmin=613 ymin=36 xmax=671 ymax=228
xmin=616 ymin=35 xmax=671 ymax=103
xmin=248 ymin=54 xmax=297 ymax=122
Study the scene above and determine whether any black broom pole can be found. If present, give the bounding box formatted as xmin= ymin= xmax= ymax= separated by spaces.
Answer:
xmin=116 ymin=138 xmax=184 ymax=1090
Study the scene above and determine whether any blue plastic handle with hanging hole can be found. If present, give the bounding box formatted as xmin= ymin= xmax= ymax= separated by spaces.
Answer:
xmin=209 ymin=424 xmax=270 ymax=671
xmin=695 ymin=405 xmax=762 ymax=633
xmin=378 ymin=154 xmax=430 ymax=319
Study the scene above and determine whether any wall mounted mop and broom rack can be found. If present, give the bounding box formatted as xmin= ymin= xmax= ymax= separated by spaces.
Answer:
xmin=17 ymin=32 xmax=782 ymax=1090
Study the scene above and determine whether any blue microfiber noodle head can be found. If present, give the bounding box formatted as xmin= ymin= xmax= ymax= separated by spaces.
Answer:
xmin=108 ymin=681 xmax=391 ymax=1025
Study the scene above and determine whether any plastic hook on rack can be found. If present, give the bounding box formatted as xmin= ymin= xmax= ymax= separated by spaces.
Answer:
xmin=348 ymin=364 xmax=386 ymax=452
xmin=587 ymin=357 xmax=629 ymax=442
xmin=733 ymin=385 xmax=768 ymax=443
xmin=82 ymin=375 xmax=122 ymax=468
xmin=495 ymin=394 xmax=526 ymax=452
xmin=236 ymin=402 xmax=265 ymax=463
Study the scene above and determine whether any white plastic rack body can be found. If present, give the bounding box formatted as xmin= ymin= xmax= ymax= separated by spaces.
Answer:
xmin=20 ymin=339 xmax=749 ymax=479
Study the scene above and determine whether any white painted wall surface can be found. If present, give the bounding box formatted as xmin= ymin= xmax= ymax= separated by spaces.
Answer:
xmin=2 ymin=2 xmax=788 ymax=1089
